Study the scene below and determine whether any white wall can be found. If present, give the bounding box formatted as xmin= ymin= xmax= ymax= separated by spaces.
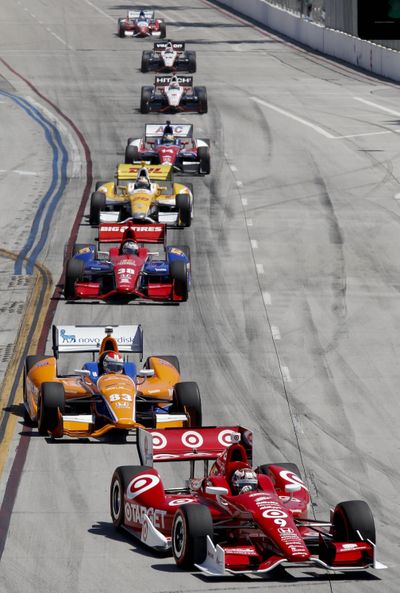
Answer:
xmin=216 ymin=0 xmax=400 ymax=82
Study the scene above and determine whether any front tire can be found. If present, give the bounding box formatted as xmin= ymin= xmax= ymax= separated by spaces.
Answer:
xmin=172 ymin=504 xmax=213 ymax=568
xmin=331 ymin=500 xmax=376 ymax=544
xmin=37 ymin=382 xmax=65 ymax=436
xmin=159 ymin=21 xmax=166 ymax=38
xmin=173 ymin=382 xmax=202 ymax=426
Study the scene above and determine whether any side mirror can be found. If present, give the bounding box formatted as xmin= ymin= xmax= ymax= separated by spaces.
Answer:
xmin=205 ymin=486 xmax=229 ymax=496
xmin=285 ymin=483 xmax=301 ymax=494
xmin=137 ymin=369 xmax=155 ymax=378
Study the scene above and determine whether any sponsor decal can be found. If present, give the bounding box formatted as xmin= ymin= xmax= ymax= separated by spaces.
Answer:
xmin=168 ymin=498 xmax=193 ymax=506
xmin=109 ymin=393 xmax=133 ymax=402
xmin=115 ymin=402 xmax=130 ymax=408
xmin=181 ymin=431 xmax=204 ymax=448
xmin=279 ymin=470 xmax=308 ymax=492
xmin=127 ymin=473 xmax=160 ymax=499
xmin=101 ymin=225 xmax=162 ymax=233
xmin=124 ymin=502 xmax=166 ymax=529
xmin=35 ymin=360 xmax=49 ymax=367
xmin=60 ymin=329 xmax=76 ymax=343
xmin=218 ymin=429 xmax=239 ymax=447
xmin=152 ymin=431 xmax=168 ymax=449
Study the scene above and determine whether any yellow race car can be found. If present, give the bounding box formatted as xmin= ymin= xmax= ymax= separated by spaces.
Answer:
xmin=89 ymin=163 xmax=193 ymax=227
xmin=23 ymin=325 xmax=202 ymax=439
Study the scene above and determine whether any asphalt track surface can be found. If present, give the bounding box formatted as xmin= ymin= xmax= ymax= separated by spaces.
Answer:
xmin=1 ymin=0 xmax=400 ymax=591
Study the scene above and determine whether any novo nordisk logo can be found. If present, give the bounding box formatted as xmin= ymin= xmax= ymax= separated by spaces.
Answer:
xmin=60 ymin=329 xmax=76 ymax=343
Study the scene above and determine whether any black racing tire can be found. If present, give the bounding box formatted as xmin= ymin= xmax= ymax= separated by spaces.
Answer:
xmin=141 ymin=50 xmax=152 ymax=73
xmin=95 ymin=181 xmax=108 ymax=191
xmin=89 ymin=191 xmax=106 ymax=226
xmin=37 ymin=382 xmax=65 ymax=436
xmin=170 ymin=260 xmax=188 ymax=302
xmin=118 ymin=22 xmax=125 ymax=38
xmin=148 ymin=355 xmax=180 ymax=373
xmin=140 ymin=86 xmax=153 ymax=114
xmin=173 ymin=382 xmax=202 ymax=426
xmin=186 ymin=51 xmax=196 ymax=73
xmin=331 ymin=500 xmax=376 ymax=544
xmin=176 ymin=194 xmax=191 ymax=227
xmin=197 ymin=146 xmax=210 ymax=175
xmin=125 ymin=144 xmax=139 ymax=164
xmin=172 ymin=504 xmax=213 ymax=568
xmin=258 ymin=462 xmax=302 ymax=479
xmin=159 ymin=21 xmax=167 ymax=39
xmin=195 ymin=87 xmax=208 ymax=114
xmin=110 ymin=465 xmax=152 ymax=529
xmin=64 ymin=258 xmax=85 ymax=300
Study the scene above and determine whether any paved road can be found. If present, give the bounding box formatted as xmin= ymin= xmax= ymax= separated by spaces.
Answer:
xmin=1 ymin=0 xmax=400 ymax=591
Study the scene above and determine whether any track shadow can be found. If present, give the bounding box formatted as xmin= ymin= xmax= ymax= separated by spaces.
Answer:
xmin=89 ymin=521 xmax=170 ymax=559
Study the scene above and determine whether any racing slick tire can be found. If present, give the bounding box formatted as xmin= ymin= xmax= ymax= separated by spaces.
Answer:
xmin=159 ymin=21 xmax=167 ymax=38
xmin=64 ymin=258 xmax=85 ymax=300
xmin=176 ymin=194 xmax=191 ymax=227
xmin=170 ymin=260 xmax=189 ymax=301
xmin=141 ymin=50 xmax=152 ymax=73
xmin=95 ymin=181 xmax=108 ymax=191
xmin=186 ymin=51 xmax=197 ymax=73
xmin=23 ymin=355 xmax=48 ymax=423
xmin=172 ymin=504 xmax=213 ymax=568
xmin=331 ymin=500 xmax=376 ymax=544
xmin=125 ymin=144 xmax=139 ymax=164
xmin=117 ymin=21 xmax=125 ymax=38
xmin=37 ymin=382 xmax=65 ymax=436
xmin=173 ymin=382 xmax=202 ymax=426
xmin=89 ymin=191 xmax=106 ymax=225
xmin=258 ymin=462 xmax=302 ymax=479
xmin=198 ymin=146 xmax=210 ymax=175
xmin=146 ymin=355 xmax=180 ymax=373
xmin=110 ymin=466 xmax=153 ymax=529
xmin=195 ymin=86 xmax=208 ymax=114
xmin=140 ymin=86 xmax=153 ymax=114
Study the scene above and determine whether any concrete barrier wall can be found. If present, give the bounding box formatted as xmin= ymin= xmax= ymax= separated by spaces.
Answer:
xmin=216 ymin=0 xmax=400 ymax=83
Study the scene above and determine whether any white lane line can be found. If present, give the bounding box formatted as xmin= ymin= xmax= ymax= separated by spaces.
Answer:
xmin=271 ymin=326 xmax=281 ymax=340
xmin=281 ymin=366 xmax=292 ymax=382
xmin=334 ymin=131 xmax=391 ymax=139
xmin=83 ymin=0 xmax=115 ymax=22
xmin=27 ymin=96 xmax=82 ymax=178
xmin=394 ymin=194 xmax=400 ymax=200
xmin=49 ymin=30 xmax=70 ymax=48
xmin=263 ymin=291 xmax=271 ymax=305
xmin=256 ymin=263 xmax=264 ymax=274
xmin=230 ymin=164 xmax=237 ymax=172
xmin=237 ymin=180 xmax=243 ymax=187
xmin=251 ymin=96 xmax=336 ymax=139
xmin=176 ymin=26 xmax=185 ymax=31
xmin=0 ymin=169 xmax=38 ymax=175
xmin=246 ymin=218 xmax=253 ymax=226
xmin=354 ymin=96 xmax=400 ymax=118
xmin=251 ymin=239 xmax=258 ymax=249
xmin=241 ymin=198 xmax=248 ymax=206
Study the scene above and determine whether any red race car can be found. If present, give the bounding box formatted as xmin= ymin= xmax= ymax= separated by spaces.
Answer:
xmin=110 ymin=426 xmax=386 ymax=576
xmin=65 ymin=221 xmax=190 ymax=303
xmin=117 ymin=10 xmax=166 ymax=39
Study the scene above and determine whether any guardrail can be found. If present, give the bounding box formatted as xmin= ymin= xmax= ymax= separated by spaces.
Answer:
xmin=216 ymin=0 xmax=400 ymax=83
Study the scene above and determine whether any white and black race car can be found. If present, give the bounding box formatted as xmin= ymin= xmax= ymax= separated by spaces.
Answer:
xmin=140 ymin=75 xmax=207 ymax=114
xmin=141 ymin=41 xmax=196 ymax=73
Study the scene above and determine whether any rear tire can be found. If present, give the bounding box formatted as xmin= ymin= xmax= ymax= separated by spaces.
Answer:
xmin=186 ymin=51 xmax=196 ymax=73
xmin=64 ymin=258 xmax=85 ymax=300
xmin=140 ymin=87 xmax=153 ymax=114
xmin=141 ymin=50 xmax=152 ymax=72
xmin=159 ymin=21 xmax=166 ymax=38
xmin=173 ymin=382 xmax=202 ymax=426
xmin=195 ymin=87 xmax=208 ymax=114
xmin=110 ymin=466 xmax=152 ymax=528
xmin=125 ymin=145 xmax=139 ymax=164
xmin=89 ymin=191 xmax=106 ymax=226
xmin=331 ymin=500 xmax=376 ymax=544
xmin=197 ymin=146 xmax=210 ymax=174
xmin=170 ymin=260 xmax=188 ymax=302
xmin=172 ymin=504 xmax=213 ymax=568
xmin=37 ymin=382 xmax=64 ymax=436
xmin=176 ymin=194 xmax=191 ymax=227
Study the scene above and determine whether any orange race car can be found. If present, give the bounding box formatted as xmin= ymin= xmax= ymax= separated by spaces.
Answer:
xmin=23 ymin=325 xmax=201 ymax=439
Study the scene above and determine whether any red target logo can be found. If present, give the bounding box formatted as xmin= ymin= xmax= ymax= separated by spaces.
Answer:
xmin=127 ymin=474 xmax=160 ymax=500
xmin=217 ymin=429 xmax=237 ymax=447
xmin=152 ymin=431 xmax=168 ymax=450
xmin=181 ymin=431 xmax=203 ymax=448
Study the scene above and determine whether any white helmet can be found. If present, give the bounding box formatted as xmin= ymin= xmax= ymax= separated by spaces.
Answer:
xmin=231 ymin=468 xmax=258 ymax=495
xmin=122 ymin=241 xmax=139 ymax=255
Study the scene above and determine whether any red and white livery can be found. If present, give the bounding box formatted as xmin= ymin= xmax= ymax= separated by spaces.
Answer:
xmin=117 ymin=10 xmax=166 ymax=39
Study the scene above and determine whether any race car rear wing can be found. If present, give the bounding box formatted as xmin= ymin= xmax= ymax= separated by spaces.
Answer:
xmin=117 ymin=163 xmax=173 ymax=181
xmin=128 ymin=10 xmax=154 ymax=19
xmin=137 ymin=426 xmax=253 ymax=466
xmin=154 ymin=75 xmax=193 ymax=87
xmin=52 ymin=324 xmax=143 ymax=357
xmin=145 ymin=123 xmax=193 ymax=139
xmin=153 ymin=41 xmax=185 ymax=51
xmin=98 ymin=221 xmax=167 ymax=244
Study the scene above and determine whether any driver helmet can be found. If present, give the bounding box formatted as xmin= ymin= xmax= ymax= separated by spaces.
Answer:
xmin=162 ymin=133 xmax=175 ymax=144
xmin=121 ymin=241 xmax=139 ymax=255
xmin=135 ymin=175 xmax=150 ymax=189
xmin=231 ymin=468 xmax=258 ymax=495
xmin=169 ymin=80 xmax=180 ymax=90
xmin=103 ymin=351 xmax=124 ymax=374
